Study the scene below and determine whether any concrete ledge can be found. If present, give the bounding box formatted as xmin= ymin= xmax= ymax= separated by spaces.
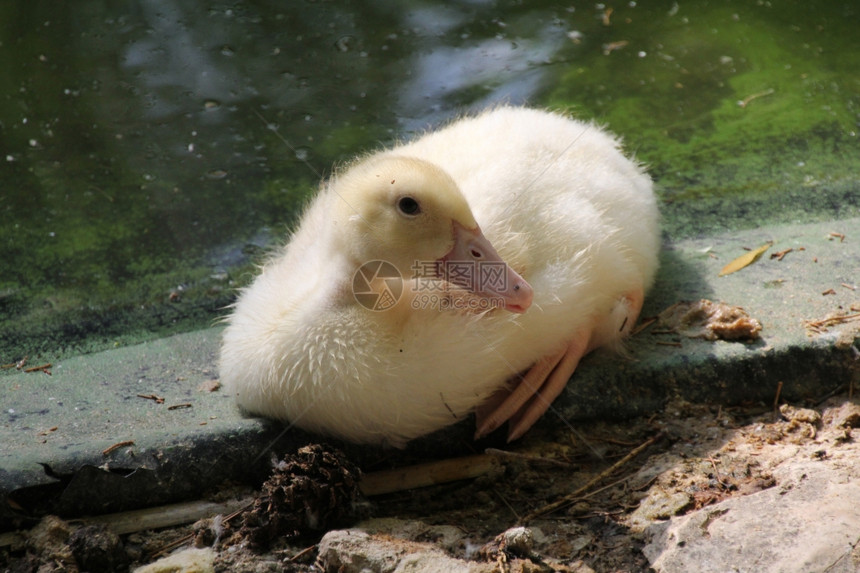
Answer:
xmin=2 ymin=217 xmax=858 ymax=531
xmin=1 ymin=328 xmax=315 ymax=530
xmin=564 ymin=215 xmax=860 ymax=421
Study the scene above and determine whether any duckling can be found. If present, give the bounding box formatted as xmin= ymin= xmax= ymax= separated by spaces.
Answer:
xmin=220 ymin=106 xmax=660 ymax=447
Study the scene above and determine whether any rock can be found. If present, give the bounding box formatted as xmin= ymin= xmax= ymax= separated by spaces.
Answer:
xmin=358 ymin=517 xmax=468 ymax=554
xmin=822 ymin=400 xmax=860 ymax=429
xmin=478 ymin=526 xmax=536 ymax=562
xmin=628 ymin=488 xmax=693 ymax=531
xmin=133 ymin=547 xmax=215 ymax=573
xmin=641 ymin=461 xmax=860 ymax=572
xmin=500 ymin=526 xmax=534 ymax=557
xmin=317 ymin=528 xmax=496 ymax=573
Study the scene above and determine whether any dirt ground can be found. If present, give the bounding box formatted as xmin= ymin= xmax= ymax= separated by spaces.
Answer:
xmin=3 ymin=391 xmax=859 ymax=573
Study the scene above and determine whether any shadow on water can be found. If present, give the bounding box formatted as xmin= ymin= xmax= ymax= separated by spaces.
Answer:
xmin=0 ymin=0 xmax=857 ymax=362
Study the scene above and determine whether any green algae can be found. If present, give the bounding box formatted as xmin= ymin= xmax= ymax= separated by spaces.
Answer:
xmin=547 ymin=2 xmax=859 ymax=236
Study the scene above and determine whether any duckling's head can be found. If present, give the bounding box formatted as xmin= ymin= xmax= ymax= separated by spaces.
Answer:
xmin=331 ymin=155 xmax=533 ymax=313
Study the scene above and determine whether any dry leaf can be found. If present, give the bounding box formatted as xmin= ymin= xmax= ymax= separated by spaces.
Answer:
xmin=197 ymin=379 xmax=221 ymax=392
xmin=719 ymin=241 xmax=773 ymax=276
xmin=657 ymin=300 xmax=763 ymax=341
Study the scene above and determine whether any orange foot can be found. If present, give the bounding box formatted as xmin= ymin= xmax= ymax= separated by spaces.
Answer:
xmin=475 ymin=288 xmax=644 ymax=442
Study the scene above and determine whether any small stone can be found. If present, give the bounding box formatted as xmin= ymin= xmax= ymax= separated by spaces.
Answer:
xmin=629 ymin=488 xmax=693 ymax=531
xmin=502 ymin=526 xmax=534 ymax=556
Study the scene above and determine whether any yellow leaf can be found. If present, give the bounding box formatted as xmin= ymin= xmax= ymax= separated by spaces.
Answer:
xmin=719 ymin=241 xmax=774 ymax=276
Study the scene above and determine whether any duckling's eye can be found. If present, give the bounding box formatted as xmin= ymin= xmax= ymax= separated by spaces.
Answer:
xmin=397 ymin=196 xmax=422 ymax=217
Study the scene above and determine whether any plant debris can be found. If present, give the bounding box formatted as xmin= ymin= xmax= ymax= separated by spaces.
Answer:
xmin=718 ymin=241 xmax=773 ymax=276
xmin=803 ymin=310 xmax=860 ymax=334
xmin=769 ymin=247 xmax=797 ymax=261
xmin=737 ymin=87 xmax=775 ymax=108
xmin=234 ymin=444 xmax=364 ymax=549
xmin=657 ymin=299 xmax=763 ymax=341
xmin=102 ymin=440 xmax=135 ymax=456
xmin=23 ymin=363 xmax=52 ymax=374
xmin=137 ymin=393 xmax=165 ymax=404
xmin=197 ymin=379 xmax=221 ymax=392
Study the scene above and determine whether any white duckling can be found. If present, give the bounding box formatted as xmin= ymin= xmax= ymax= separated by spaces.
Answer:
xmin=220 ymin=106 xmax=660 ymax=447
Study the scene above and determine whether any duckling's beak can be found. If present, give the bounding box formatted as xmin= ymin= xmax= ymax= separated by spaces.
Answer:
xmin=439 ymin=221 xmax=534 ymax=313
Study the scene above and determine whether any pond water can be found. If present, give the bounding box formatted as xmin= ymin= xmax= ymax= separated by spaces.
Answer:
xmin=1 ymin=1 xmax=858 ymax=362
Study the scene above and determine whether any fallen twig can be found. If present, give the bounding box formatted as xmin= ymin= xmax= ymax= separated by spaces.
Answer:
xmin=707 ymin=456 xmax=728 ymax=489
xmin=602 ymin=7 xmax=614 ymax=25
xmin=1 ymin=356 xmax=28 ymax=370
xmin=520 ymin=432 xmax=662 ymax=523
xmin=148 ymin=501 xmax=251 ymax=559
xmin=737 ymin=88 xmax=774 ymax=108
xmin=484 ymin=448 xmax=575 ymax=468
xmin=770 ymin=248 xmax=793 ymax=261
xmin=494 ymin=489 xmax=522 ymax=522
xmin=602 ymin=40 xmax=628 ymax=55
xmin=102 ymin=440 xmax=135 ymax=456
xmin=804 ymin=312 xmax=860 ymax=333
xmin=288 ymin=544 xmax=318 ymax=563
xmin=0 ymin=498 xmax=254 ymax=549
xmin=23 ymin=363 xmax=52 ymax=374
xmin=360 ymin=453 xmax=499 ymax=496
xmin=773 ymin=381 xmax=784 ymax=419
xmin=91 ymin=498 xmax=252 ymax=536
xmin=631 ymin=316 xmax=657 ymax=336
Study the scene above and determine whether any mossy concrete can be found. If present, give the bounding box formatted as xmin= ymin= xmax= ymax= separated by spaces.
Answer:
xmin=2 ymin=216 xmax=858 ymax=531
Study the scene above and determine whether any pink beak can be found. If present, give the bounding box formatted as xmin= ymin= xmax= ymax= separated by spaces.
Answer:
xmin=438 ymin=221 xmax=533 ymax=313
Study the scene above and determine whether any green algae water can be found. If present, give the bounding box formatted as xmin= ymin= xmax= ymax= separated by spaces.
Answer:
xmin=1 ymin=1 xmax=857 ymax=363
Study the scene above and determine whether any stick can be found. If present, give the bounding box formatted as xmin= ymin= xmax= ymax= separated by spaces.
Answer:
xmin=83 ymin=498 xmax=252 ymax=535
xmin=483 ymin=448 xmax=574 ymax=468
xmin=773 ymin=381 xmax=784 ymax=419
xmin=102 ymin=440 xmax=135 ymax=456
xmin=520 ymin=433 xmax=662 ymax=523
xmin=0 ymin=498 xmax=253 ymax=549
xmin=23 ymin=363 xmax=52 ymax=373
xmin=288 ymin=544 xmax=318 ymax=562
xmin=359 ymin=453 xmax=499 ymax=496
xmin=737 ymin=88 xmax=774 ymax=108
